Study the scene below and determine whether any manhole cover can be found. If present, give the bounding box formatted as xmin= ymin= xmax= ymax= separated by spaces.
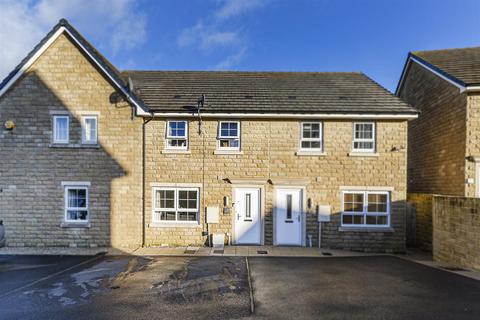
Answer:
xmin=257 ymin=250 xmax=268 ymax=254
xmin=321 ymin=252 xmax=333 ymax=256
xmin=213 ymin=249 xmax=224 ymax=254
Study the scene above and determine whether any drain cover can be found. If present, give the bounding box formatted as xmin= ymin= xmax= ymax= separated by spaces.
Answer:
xmin=184 ymin=250 xmax=196 ymax=254
xmin=321 ymin=252 xmax=333 ymax=256
xmin=257 ymin=250 xmax=268 ymax=254
xmin=213 ymin=249 xmax=224 ymax=254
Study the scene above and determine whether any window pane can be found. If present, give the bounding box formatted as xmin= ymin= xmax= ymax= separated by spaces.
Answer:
xmin=68 ymin=189 xmax=77 ymax=207
xmin=367 ymin=193 xmax=388 ymax=213
xmin=160 ymin=211 xmax=176 ymax=221
xmin=342 ymin=215 xmax=353 ymax=224
xmin=178 ymin=211 xmax=197 ymax=221
xmin=353 ymin=215 xmax=364 ymax=224
xmin=84 ymin=118 xmax=97 ymax=142
xmin=168 ymin=139 xmax=187 ymax=147
xmin=286 ymin=194 xmax=292 ymax=220
xmin=343 ymin=193 xmax=364 ymax=212
xmin=220 ymin=122 xmax=238 ymax=137
xmin=157 ymin=190 xmax=175 ymax=209
xmin=169 ymin=121 xmax=187 ymax=137
xmin=55 ymin=117 xmax=68 ymax=141
xmin=178 ymin=190 xmax=197 ymax=209
xmin=245 ymin=193 xmax=251 ymax=218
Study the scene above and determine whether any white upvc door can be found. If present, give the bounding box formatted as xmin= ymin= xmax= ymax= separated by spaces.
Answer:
xmin=234 ymin=188 xmax=261 ymax=245
xmin=275 ymin=188 xmax=303 ymax=246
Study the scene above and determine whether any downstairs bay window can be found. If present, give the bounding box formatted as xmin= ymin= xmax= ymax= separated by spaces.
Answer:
xmin=341 ymin=191 xmax=390 ymax=227
xmin=153 ymin=187 xmax=199 ymax=223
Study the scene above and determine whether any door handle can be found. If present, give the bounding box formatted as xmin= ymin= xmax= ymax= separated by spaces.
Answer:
xmin=297 ymin=215 xmax=301 ymax=222
xmin=237 ymin=213 xmax=241 ymax=221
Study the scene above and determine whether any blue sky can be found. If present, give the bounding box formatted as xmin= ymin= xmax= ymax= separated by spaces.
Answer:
xmin=1 ymin=0 xmax=479 ymax=92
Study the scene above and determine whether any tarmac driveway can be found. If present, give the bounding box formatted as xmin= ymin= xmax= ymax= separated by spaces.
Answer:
xmin=249 ymin=256 xmax=480 ymax=320
xmin=0 ymin=254 xmax=479 ymax=319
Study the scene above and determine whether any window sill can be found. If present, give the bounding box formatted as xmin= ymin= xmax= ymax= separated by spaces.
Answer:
xmin=214 ymin=150 xmax=243 ymax=155
xmin=161 ymin=149 xmax=191 ymax=154
xmin=49 ymin=143 xmax=100 ymax=149
xmin=348 ymin=152 xmax=379 ymax=157
xmin=295 ymin=150 xmax=327 ymax=156
xmin=60 ymin=222 xmax=91 ymax=228
xmin=338 ymin=227 xmax=394 ymax=233
xmin=149 ymin=222 xmax=201 ymax=228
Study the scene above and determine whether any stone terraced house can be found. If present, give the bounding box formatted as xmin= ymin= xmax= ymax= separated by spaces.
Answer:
xmin=397 ymin=46 xmax=480 ymax=197
xmin=0 ymin=19 xmax=418 ymax=252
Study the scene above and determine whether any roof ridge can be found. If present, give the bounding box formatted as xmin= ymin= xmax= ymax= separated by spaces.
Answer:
xmin=412 ymin=45 xmax=480 ymax=55
xmin=121 ymin=70 xmax=363 ymax=75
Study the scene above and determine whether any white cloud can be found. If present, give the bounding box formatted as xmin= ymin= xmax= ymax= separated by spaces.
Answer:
xmin=213 ymin=47 xmax=247 ymax=70
xmin=214 ymin=0 xmax=265 ymax=21
xmin=177 ymin=22 xmax=240 ymax=50
xmin=177 ymin=0 xmax=267 ymax=69
xmin=0 ymin=0 xmax=146 ymax=79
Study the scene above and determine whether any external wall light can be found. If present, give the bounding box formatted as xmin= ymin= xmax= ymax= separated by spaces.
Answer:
xmin=4 ymin=120 xmax=15 ymax=130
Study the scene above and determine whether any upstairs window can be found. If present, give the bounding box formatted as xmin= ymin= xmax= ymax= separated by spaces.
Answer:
xmin=341 ymin=191 xmax=389 ymax=227
xmin=352 ymin=122 xmax=375 ymax=152
xmin=218 ymin=121 xmax=240 ymax=150
xmin=300 ymin=122 xmax=322 ymax=151
xmin=166 ymin=120 xmax=188 ymax=149
xmin=82 ymin=116 xmax=98 ymax=144
xmin=53 ymin=115 xmax=69 ymax=144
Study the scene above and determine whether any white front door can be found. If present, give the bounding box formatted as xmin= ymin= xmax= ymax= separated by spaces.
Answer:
xmin=234 ymin=188 xmax=261 ymax=245
xmin=275 ymin=188 xmax=303 ymax=246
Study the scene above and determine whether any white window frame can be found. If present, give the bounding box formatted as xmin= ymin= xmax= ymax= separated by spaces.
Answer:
xmin=64 ymin=185 xmax=89 ymax=223
xmin=341 ymin=190 xmax=390 ymax=227
xmin=81 ymin=115 xmax=98 ymax=144
xmin=53 ymin=115 xmax=69 ymax=144
xmin=166 ymin=120 xmax=188 ymax=150
xmin=299 ymin=122 xmax=323 ymax=151
xmin=352 ymin=122 xmax=375 ymax=153
xmin=152 ymin=187 xmax=199 ymax=224
xmin=217 ymin=121 xmax=241 ymax=151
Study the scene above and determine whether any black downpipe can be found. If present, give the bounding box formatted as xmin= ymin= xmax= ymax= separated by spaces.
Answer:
xmin=142 ymin=113 xmax=154 ymax=247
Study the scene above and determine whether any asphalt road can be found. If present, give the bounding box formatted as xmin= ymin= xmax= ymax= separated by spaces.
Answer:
xmin=0 ymin=254 xmax=479 ymax=320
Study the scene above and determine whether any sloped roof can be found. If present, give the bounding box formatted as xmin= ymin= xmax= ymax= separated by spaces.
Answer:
xmin=0 ymin=19 xmax=148 ymax=114
xmin=412 ymin=47 xmax=480 ymax=86
xmin=122 ymin=70 xmax=417 ymax=114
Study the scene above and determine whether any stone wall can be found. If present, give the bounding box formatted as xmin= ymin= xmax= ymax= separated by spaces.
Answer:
xmin=433 ymin=196 xmax=480 ymax=271
xmin=0 ymin=33 xmax=143 ymax=248
xmin=406 ymin=193 xmax=433 ymax=251
xmin=399 ymin=62 xmax=467 ymax=196
xmin=144 ymin=118 xmax=408 ymax=252
xmin=465 ymin=93 xmax=480 ymax=197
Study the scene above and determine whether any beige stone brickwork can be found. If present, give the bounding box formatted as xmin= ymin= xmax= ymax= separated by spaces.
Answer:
xmin=399 ymin=62 xmax=467 ymax=196
xmin=406 ymin=193 xmax=433 ymax=251
xmin=433 ymin=196 xmax=480 ymax=271
xmin=465 ymin=93 xmax=480 ymax=197
xmin=0 ymin=33 xmax=143 ymax=249
xmin=144 ymin=119 xmax=408 ymax=252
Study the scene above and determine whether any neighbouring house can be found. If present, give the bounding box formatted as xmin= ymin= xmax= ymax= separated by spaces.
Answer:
xmin=397 ymin=46 xmax=480 ymax=196
xmin=0 ymin=19 xmax=418 ymax=252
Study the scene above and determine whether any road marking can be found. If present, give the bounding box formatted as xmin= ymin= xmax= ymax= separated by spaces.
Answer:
xmin=0 ymin=254 xmax=105 ymax=300
xmin=245 ymin=256 xmax=255 ymax=314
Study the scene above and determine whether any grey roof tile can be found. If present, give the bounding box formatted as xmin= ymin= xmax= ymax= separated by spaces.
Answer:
xmin=122 ymin=71 xmax=417 ymax=114
xmin=413 ymin=46 xmax=480 ymax=86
